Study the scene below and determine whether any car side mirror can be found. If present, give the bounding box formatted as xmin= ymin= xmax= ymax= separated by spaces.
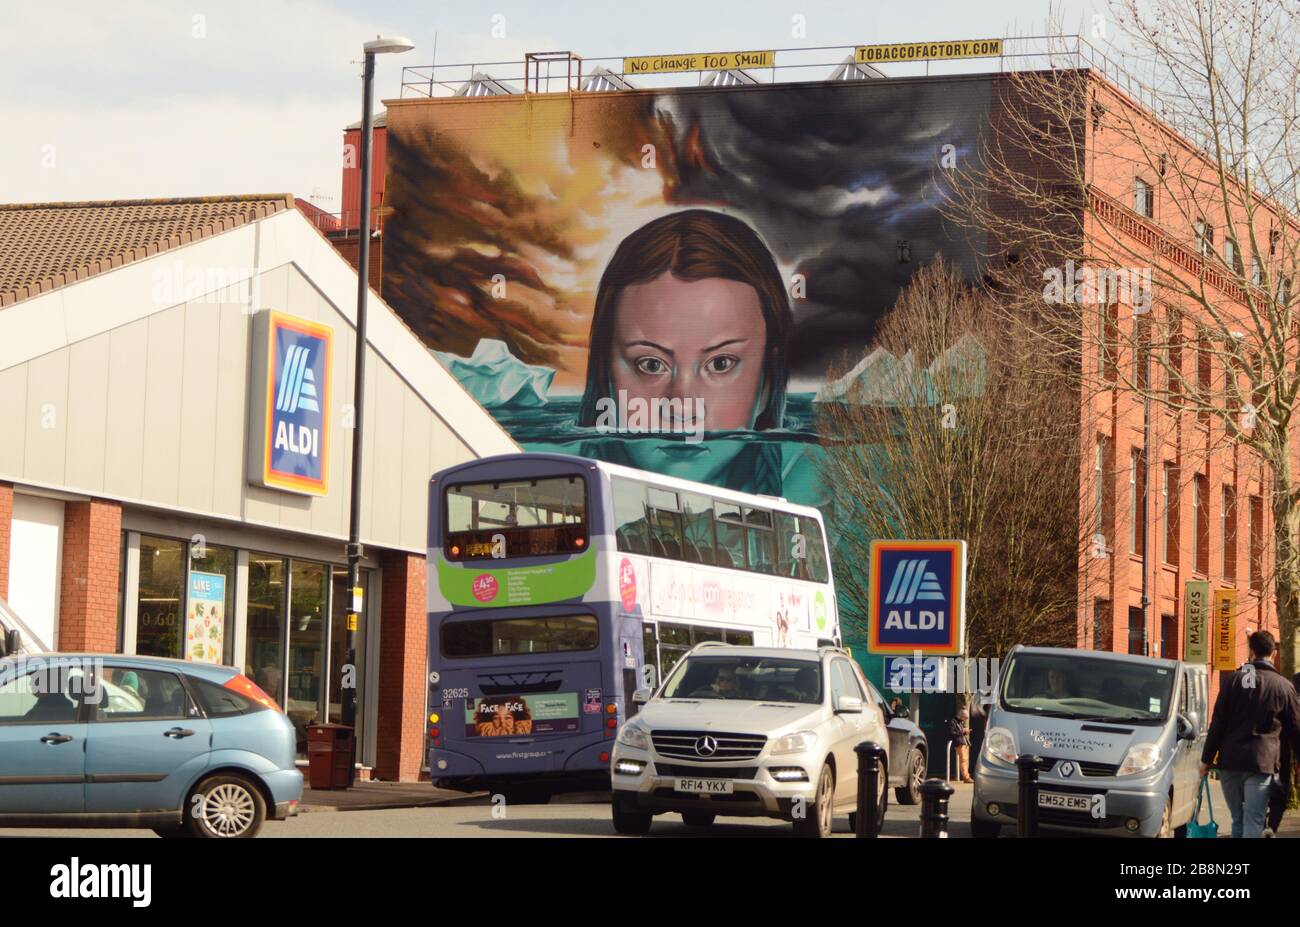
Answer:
xmin=836 ymin=695 xmax=864 ymax=714
xmin=1177 ymin=713 xmax=1197 ymax=740
xmin=632 ymin=687 xmax=652 ymax=706
xmin=0 ymin=629 xmax=17 ymax=658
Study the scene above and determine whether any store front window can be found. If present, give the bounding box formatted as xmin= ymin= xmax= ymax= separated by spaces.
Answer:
xmin=288 ymin=561 xmax=328 ymax=756
xmin=135 ymin=536 xmax=186 ymax=659
xmin=246 ymin=555 xmax=287 ymax=708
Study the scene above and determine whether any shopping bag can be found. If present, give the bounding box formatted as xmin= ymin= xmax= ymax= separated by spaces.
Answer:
xmin=1186 ymin=777 xmax=1219 ymax=839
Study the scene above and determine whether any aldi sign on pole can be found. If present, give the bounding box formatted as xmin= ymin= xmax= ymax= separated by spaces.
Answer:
xmin=1184 ymin=580 xmax=1210 ymax=663
xmin=868 ymin=540 xmax=966 ymax=656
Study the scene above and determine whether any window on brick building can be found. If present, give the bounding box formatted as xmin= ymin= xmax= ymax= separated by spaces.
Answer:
xmin=1251 ymin=256 xmax=1264 ymax=288
xmin=1128 ymin=606 xmax=1146 ymax=655
xmin=1225 ymin=238 xmax=1243 ymax=275
xmin=1196 ymin=336 xmax=1212 ymax=424
xmin=1195 ymin=219 xmax=1213 ymax=256
xmin=1223 ymin=485 xmax=1237 ymax=582
xmin=1249 ymin=495 xmax=1264 ymax=592
xmin=1193 ymin=474 xmax=1209 ymax=574
xmin=1129 ymin=449 xmax=1147 ymax=556
xmin=1167 ymin=310 xmax=1183 ymax=399
xmin=1093 ymin=598 xmax=1112 ymax=651
xmin=1095 ymin=436 xmax=1114 ymax=547
xmin=1134 ymin=178 xmax=1155 ymax=219
xmin=1163 ymin=462 xmax=1180 ymax=565
xmin=1161 ymin=614 xmax=1178 ymax=660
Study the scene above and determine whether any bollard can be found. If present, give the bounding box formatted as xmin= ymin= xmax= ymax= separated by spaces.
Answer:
xmin=1016 ymin=753 xmax=1041 ymax=838
xmin=919 ymin=778 xmax=955 ymax=837
xmin=854 ymin=741 xmax=887 ymax=838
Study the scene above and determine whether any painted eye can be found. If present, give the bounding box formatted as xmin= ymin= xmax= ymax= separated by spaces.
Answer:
xmin=705 ymin=355 xmax=738 ymax=374
xmin=635 ymin=356 xmax=669 ymax=376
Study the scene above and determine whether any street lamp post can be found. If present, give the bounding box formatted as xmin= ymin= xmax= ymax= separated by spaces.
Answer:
xmin=344 ymin=34 xmax=415 ymax=774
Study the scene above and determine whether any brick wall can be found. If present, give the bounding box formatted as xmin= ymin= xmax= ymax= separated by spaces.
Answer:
xmin=59 ymin=499 xmax=122 ymax=652
xmin=0 ymin=482 xmax=11 ymax=601
xmin=374 ymin=550 xmax=428 ymax=782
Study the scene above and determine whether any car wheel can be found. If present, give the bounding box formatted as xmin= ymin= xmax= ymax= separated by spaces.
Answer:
xmin=970 ymin=816 xmax=1002 ymax=838
xmin=185 ymin=774 xmax=266 ymax=839
xmin=611 ymin=794 xmax=653 ymax=836
xmin=1156 ymin=795 xmax=1173 ymax=838
xmin=681 ymin=811 xmax=716 ymax=827
xmin=793 ymin=763 xmax=834 ymax=838
xmin=895 ymin=750 xmax=925 ymax=805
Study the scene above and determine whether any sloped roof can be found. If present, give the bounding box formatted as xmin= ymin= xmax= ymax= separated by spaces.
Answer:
xmin=0 ymin=194 xmax=295 ymax=308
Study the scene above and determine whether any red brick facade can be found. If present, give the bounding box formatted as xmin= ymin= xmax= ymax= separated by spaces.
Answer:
xmin=0 ymin=482 xmax=12 ymax=601
xmin=375 ymin=550 xmax=428 ymax=782
xmin=58 ymin=498 xmax=122 ymax=652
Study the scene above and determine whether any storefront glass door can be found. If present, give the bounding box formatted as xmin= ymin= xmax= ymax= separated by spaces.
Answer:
xmin=134 ymin=536 xmax=186 ymax=659
xmin=288 ymin=561 xmax=328 ymax=756
xmin=245 ymin=555 xmax=287 ymax=707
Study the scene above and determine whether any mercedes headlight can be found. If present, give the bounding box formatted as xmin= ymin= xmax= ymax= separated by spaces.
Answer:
xmin=616 ymin=721 xmax=650 ymax=750
xmin=1117 ymin=742 xmax=1161 ymax=776
xmin=983 ymin=726 xmax=1017 ymax=765
xmin=772 ymin=730 xmax=818 ymax=756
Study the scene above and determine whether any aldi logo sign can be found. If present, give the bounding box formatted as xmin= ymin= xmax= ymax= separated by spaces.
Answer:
xmin=248 ymin=311 xmax=333 ymax=495
xmin=868 ymin=540 xmax=966 ymax=655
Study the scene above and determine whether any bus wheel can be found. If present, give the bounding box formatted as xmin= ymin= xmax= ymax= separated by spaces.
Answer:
xmin=681 ymin=811 xmax=715 ymax=827
xmin=611 ymin=795 xmax=653 ymax=835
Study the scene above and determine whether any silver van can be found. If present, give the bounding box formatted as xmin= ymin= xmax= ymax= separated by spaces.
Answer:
xmin=971 ymin=645 xmax=1208 ymax=838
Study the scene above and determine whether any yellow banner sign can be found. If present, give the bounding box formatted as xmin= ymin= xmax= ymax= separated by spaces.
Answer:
xmin=1213 ymin=589 xmax=1238 ymax=671
xmin=856 ymin=39 xmax=1004 ymax=65
xmin=624 ymin=50 xmax=775 ymax=75
xmin=1184 ymin=581 xmax=1210 ymax=663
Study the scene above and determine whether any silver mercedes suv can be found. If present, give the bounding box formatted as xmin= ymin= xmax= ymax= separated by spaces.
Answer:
xmin=609 ymin=643 xmax=890 ymax=838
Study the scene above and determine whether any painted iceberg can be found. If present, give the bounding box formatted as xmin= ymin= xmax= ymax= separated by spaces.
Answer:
xmin=432 ymin=338 xmax=555 ymax=408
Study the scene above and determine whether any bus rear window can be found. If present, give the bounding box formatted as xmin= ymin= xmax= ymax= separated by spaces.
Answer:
xmin=445 ymin=475 xmax=586 ymax=560
xmin=442 ymin=615 xmax=599 ymax=658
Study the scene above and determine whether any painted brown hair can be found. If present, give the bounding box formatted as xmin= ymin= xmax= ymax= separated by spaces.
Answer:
xmin=577 ymin=209 xmax=791 ymax=430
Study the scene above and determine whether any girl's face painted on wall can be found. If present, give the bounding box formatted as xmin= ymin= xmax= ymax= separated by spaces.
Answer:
xmin=610 ymin=273 xmax=768 ymax=432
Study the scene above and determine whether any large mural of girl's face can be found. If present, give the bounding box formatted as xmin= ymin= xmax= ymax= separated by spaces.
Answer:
xmin=610 ymin=273 xmax=769 ymax=432
xmin=578 ymin=209 xmax=790 ymax=435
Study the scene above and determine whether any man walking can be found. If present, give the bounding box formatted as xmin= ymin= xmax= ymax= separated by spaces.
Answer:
xmin=1201 ymin=630 xmax=1300 ymax=838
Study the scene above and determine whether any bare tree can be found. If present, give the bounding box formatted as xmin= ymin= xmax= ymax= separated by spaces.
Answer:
xmin=817 ymin=258 xmax=1091 ymax=659
xmin=944 ymin=0 xmax=1300 ymax=670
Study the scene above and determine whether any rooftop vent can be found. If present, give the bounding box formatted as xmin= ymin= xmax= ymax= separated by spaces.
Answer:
xmin=582 ymin=66 xmax=636 ymax=92
xmin=827 ymin=54 xmax=885 ymax=81
xmin=699 ymin=68 xmax=759 ymax=87
xmin=454 ymin=72 xmax=519 ymax=96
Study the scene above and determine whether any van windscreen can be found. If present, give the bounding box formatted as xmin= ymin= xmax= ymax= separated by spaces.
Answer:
xmin=1000 ymin=653 xmax=1175 ymax=724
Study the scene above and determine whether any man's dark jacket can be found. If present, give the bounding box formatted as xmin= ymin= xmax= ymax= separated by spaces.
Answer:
xmin=1202 ymin=660 xmax=1300 ymax=775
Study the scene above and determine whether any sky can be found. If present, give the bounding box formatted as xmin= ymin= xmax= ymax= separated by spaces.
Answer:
xmin=0 ymin=0 xmax=1110 ymax=207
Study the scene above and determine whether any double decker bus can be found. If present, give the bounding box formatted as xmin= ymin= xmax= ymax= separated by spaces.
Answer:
xmin=425 ymin=452 xmax=840 ymax=801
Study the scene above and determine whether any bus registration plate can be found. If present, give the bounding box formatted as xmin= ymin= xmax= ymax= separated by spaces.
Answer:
xmin=675 ymin=778 xmax=733 ymax=795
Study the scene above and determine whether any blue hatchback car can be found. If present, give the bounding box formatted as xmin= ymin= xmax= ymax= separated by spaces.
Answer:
xmin=0 ymin=653 xmax=302 ymax=838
